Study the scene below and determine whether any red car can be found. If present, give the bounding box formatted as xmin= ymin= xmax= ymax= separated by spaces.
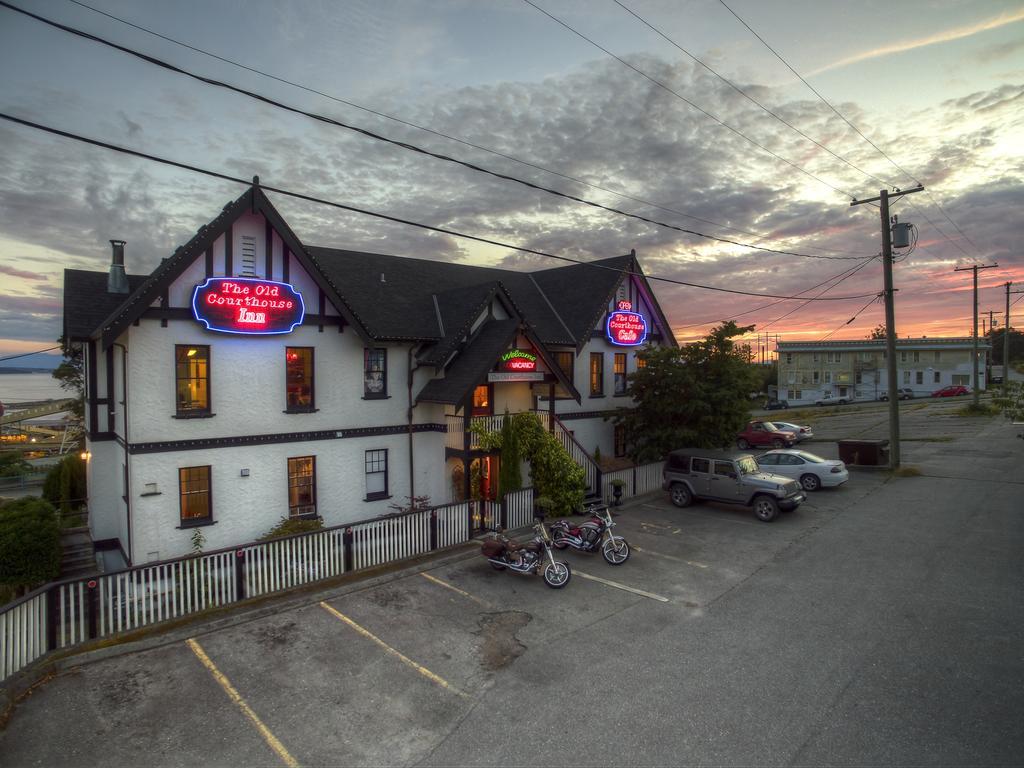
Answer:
xmin=736 ymin=420 xmax=799 ymax=450
xmin=931 ymin=385 xmax=970 ymax=397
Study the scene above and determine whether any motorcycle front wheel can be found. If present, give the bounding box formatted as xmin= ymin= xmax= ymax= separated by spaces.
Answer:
xmin=602 ymin=537 xmax=630 ymax=565
xmin=542 ymin=560 xmax=571 ymax=589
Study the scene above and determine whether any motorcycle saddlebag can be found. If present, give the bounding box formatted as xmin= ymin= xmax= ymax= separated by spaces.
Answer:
xmin=481 ymin=538 xmax=507 ymax=558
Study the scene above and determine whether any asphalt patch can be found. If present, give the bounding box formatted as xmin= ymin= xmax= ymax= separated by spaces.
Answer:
xmin=474 ymin=611 xmax=531 ymax=671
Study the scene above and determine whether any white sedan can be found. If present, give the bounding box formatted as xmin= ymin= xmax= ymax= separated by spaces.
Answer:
xmin=756 ymin=450 xmax=848 ymax=492
xmin=769 ymin=421 xmax=813 ymax=442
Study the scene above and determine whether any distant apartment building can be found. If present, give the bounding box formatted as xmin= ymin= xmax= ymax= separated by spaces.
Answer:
xmin=775 ymin=338 xmax=991 ymax=404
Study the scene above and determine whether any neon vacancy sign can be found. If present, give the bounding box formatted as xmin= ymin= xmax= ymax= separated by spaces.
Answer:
xmin=606 ymin=306 xmax=647 ymax=346
xmin=191 ymin=277 xmax=305 ymax=335
xmin=499 ymin=349 xmax=538 ymax=372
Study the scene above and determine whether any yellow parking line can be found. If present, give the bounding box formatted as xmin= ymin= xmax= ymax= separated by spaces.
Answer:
xmin=573 ymin=571 xmax=670 ymax=602
xmin=186 ymin=638 xmax=299 ymax=768
xmin=420 ymin=572 xmax=491 ymax=607
xmin=632 ymin=546 xmax=709 ymax=569
xmin=319 ymin=602 xmax=469 ymax=699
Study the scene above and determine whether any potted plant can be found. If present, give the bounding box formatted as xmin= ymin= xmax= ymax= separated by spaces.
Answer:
xmin=609 ymin=478 xmax=626 ymax=506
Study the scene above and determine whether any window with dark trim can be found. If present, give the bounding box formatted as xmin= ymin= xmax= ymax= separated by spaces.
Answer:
xmin=471 ymin=384 xmax=493 ymax=416
xmin=590 ymin=353 xmax=604 ymax=396
xmin=364 ymin=348 xmax=387 ymax=398
xmin=179 ymin=465 xmax=211 ymax=525
xmin=288 ymin=456 xmax=316 ymax=518
xmin=365 ymin=449 xmax=388 ymax=500
xmin=613 ymin=353 xmax=627 ymax=395
xmin=175 ymin=345 xmax=210 ymax=415
xmin=614 ymin=424 xmax=626 ymax=457
xmin=286 ymin=347 xmax=315 ymax=411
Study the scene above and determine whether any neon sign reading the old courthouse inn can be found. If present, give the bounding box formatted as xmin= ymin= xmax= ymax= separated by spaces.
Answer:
xmin=192 ymin=277 xmax=305 ymax=334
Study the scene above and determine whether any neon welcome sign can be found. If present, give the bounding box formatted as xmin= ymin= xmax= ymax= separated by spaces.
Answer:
xmin=606 ymin=300 xmax=647 ymax=346
xmin=499 ymin=349 xmax=538 ymax=372
xmin=192 ymin=277 xmax=305 ymax=335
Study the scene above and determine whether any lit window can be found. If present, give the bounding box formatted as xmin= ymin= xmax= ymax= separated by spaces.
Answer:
xmin=286 ymin=347 xmax=314 ymax=410
xmin=364 ymin=348 xmax=387 ymax=398
xmin=179 ymin=466 xmax=211 ymax=524
xmin=590 ymin=353 xmax=604 ymax=396
xmin=288 ymin=456 xmax=316 ymax=517
xmin=613 ymin=353 xmax=627 ymax=395
xmin=175 ymin=345 xmax=210 ymax=416
xmin=365 ymin=450 xmax=388 ymax=501
xmin=472 ymin=384 xmax=492 ymax=416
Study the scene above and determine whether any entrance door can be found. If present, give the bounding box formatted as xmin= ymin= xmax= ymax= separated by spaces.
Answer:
xmin=471 ymin=455 xmax=500 ymax=501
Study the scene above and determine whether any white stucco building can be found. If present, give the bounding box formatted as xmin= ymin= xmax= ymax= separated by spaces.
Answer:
xmin=63 ymin=182 xmax=676 ymax=566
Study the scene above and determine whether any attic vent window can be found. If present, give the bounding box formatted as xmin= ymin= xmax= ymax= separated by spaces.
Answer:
xmin=240 ymin=235 xmax=257 ymax=276
xmin=616 ymin=279 xmax=629 ymax=304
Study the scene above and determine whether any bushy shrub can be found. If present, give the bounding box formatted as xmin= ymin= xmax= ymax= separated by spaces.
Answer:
xmin=0 ymin=497 xmax=62 ymax=592
xmin=259 ymin=516 xmax=324 ymax=541
xmin=42 ymin=453 xmax=87 ymax=514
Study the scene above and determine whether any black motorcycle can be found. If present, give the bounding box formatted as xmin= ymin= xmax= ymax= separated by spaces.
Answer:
xmin=480 ymin=516 xmax=572 ymax=589
xmin=550 ymin=503 xmax=630 ymax=565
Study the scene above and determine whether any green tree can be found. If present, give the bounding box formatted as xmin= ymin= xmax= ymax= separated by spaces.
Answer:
xmin=52 ymin=335 xmax=85 ymax=419
xmin=0 ymin=497 xmax=62 ymax=594
xmin=473 ymin=413 xmax=584 ymax=515
xmin=868 ymin=324 xmax=887 ymax=340
xmin=496 ymin=408 xmax=522 ymax=497
xmin=0 ymin=451 xmax=32 ymax=478
xmin=42 ymin=453 xmax=87 ymax=515
xmin=612 ymin=322 xmax=761 ymax=461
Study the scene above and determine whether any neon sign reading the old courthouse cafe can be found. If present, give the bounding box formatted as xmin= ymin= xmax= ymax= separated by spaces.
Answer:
xmin=606 ymin=301 xmax=647 ymax=346
xmin=192 ymin=277 xmax=305 ymax=335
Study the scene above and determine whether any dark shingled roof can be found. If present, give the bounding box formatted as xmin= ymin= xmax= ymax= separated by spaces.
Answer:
xmin=416 ymin=318 xmax=520 ymax=405
xmin=63 ymin=269 xmax=149 ymax=341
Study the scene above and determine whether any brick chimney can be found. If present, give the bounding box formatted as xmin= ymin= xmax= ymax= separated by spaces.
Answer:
xmin=108 ymin=239 xmax=129 ymax=294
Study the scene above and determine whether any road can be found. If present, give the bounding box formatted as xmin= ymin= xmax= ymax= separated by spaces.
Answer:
xmin=1 ymin=402 xmax=1021 ymax=766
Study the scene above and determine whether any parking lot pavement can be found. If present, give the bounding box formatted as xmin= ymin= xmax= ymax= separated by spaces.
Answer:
xmin=2 ymin=410 xmax=1020 ymax=766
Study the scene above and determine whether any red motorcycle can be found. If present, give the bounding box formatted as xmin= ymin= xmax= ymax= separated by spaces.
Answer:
xmin=550 ymin=503 xmax=630 ymax=565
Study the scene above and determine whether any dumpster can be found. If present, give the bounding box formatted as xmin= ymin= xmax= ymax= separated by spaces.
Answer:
xmin=837 ymin=438 xmax=890 ymax=467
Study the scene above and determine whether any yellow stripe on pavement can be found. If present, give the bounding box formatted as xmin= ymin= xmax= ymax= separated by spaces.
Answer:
xmin=573 ymin=570 xmax=670 ymax=602
xmin=319 ymin=602 xmax=469 ymax=698
xmin=420 ymin=572 xmax=491 ymax=607
xmin=186 ymin=638 xmax=300 ymax=768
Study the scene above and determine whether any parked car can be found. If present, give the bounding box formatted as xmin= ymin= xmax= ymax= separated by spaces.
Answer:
xmin=756 ymin=449 xmax=849 ymax=492
xmin=769 ymin=421 xmax=813 ymax=441
xmin=662 ymin=448 xmax=806 ymax=522
xmin=814 ymin=392 xmax=849 ymax=406
xmin=736 ymin=420 xmax=799 ymax=450
xmin=878 ymin=388 xmax=914 ymax=401
xmin=763 ymin=398 xmax=790 ymax=411
xmin=932 ymin=385 xmax=970 ymax=397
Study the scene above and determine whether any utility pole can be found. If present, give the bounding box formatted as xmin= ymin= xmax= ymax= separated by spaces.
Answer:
xmin=1009 ymin=283 xmax=1024 ymax=396
xmin=954 ymin=263 xmax=999 ymax=407
xmin=851 ymin=184 xmax=923 ymax=469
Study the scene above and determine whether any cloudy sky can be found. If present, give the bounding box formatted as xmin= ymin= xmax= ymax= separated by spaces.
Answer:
xmin=1 ymin=0 xmax=1022 ymax=364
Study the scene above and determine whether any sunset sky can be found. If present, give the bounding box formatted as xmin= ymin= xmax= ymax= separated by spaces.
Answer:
xmin=1 ymin=0 xmax=1022 ymax=365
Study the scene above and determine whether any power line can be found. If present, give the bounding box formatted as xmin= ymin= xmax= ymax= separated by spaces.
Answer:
xmin=61 ymin=0 xmax=862 ymax=259
xmin=716 ymin=0 xmax=979 ymax=260
xmin=0 ymin=111 xmax=883 ymax=303
xmin=612 ymin=0 xmax=898 ymax=190
xmin=0 ymin=345 xmax=63 ymax=362
xmin=759 ymin=257 xmax=878 ymax=333
xmin=818 ymin=295 xmax=883 ymax=341
xmin=522 ymin=0 xmax=860 ymax=200
xmin=0 ymin=0 xmax=867 ymax=262
xmin=675 ymin=255 xmax=878 ymax=329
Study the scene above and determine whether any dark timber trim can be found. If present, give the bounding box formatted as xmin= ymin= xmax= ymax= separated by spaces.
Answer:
xmin=265 ymin=219 xmax=273 ymax=278
xmin=224 ymin=223 xmax=233 ymax=275
xmin=129 ymin=423 xmax=446 ymax=454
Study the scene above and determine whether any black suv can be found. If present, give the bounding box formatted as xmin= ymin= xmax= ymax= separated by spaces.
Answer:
xmin=662 ymin=448 xmax=805 ymax=522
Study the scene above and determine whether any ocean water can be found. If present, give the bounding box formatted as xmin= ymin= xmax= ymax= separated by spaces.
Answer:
xmin=0 ymin=372 xmax=68 ymax=405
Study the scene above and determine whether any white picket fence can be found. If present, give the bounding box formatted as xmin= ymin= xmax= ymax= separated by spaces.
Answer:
xmin=2 ymin=462 xmax=665 ymax=684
